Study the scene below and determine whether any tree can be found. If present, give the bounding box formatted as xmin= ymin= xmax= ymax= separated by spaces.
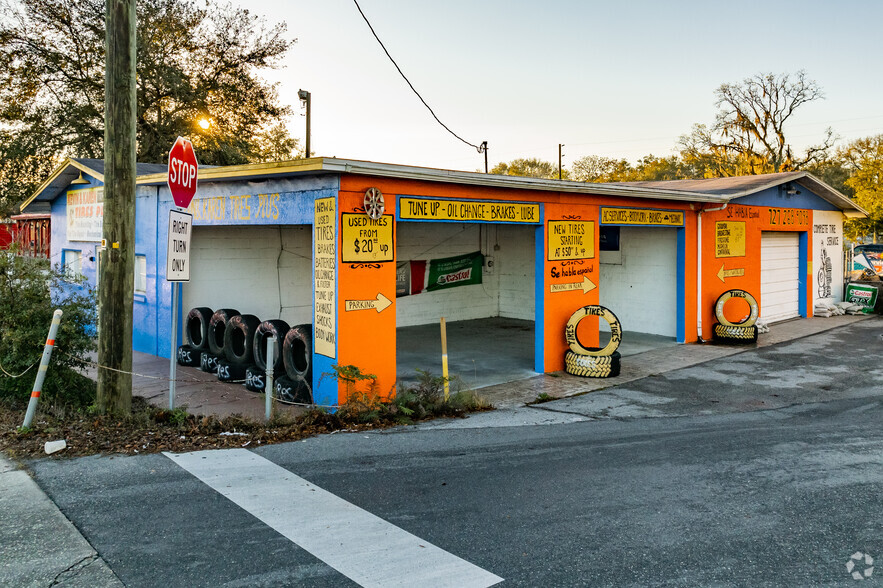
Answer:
xmin=570 ymin=155 xmax=632 ymax=182
xmin=491 ymin=158 xmax=567 ymax=179
xmin=838 ymin=135 xmax=883 ymax=241
xmin=0 ymin=250 xmax=97 ymax=409
xmin=687 ymin=71 xmax=834 ymax=174
xmin=0 ymin=0 xmax=298 ymax=213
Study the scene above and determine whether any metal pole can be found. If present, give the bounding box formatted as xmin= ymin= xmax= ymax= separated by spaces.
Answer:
xmin=265 ymin=336 xmax=276 ymax=421
xmin=559 ymin=144 xmax=564 ymax=180
xmin=440 ymin=317 xmax=449 ymax=401
xmin=299 ymin=89 xmax=311 ymax=158
xmin=22 ymin=309 xmax=63 ymax=429
xmin=169 ymin=281 xmax=178 ymax=410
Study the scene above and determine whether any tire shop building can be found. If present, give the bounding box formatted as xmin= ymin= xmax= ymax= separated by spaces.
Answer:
xmin=22 ymin=158 xmax=866 ymax=406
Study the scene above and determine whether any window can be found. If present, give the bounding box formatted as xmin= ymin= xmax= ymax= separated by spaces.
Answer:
xmin=61 ymin=249 xmax=82 ymax=280
xmin=134 ymin=254 xmax=147 ymax=295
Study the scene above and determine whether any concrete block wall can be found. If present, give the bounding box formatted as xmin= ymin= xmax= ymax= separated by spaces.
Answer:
xmin=599 ymin=226 xmax=677 ymax=337
xmin=182 ymin=226 xmax=312 ymax=326
xmin=496 ymin=224 xmax=535 ymax=321
xmin=396 ymin=222 xmax=499 ymax=327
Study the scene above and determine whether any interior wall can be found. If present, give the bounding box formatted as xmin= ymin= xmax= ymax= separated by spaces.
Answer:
xmin=395 ymin=222 xmax=535 ymax=327
xmin=496 ymin=224 xmax=535 ymax=320
xmin=182 ymin=225 xmax=313 ymax=327
xmin=599 ymin=226 xmax=678 ymax=337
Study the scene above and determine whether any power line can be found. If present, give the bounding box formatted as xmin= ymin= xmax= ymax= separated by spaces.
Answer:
xmin=352 ymin=0 xmax=485 ymax=154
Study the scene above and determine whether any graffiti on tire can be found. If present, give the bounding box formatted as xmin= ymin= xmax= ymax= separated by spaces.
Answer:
xmin=564 ymin=350 xmax=621 ymax=378
xmin=565 ymin=305 xmax=622 ymax=357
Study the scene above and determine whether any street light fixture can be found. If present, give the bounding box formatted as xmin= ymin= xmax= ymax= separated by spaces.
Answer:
xmin=298 ymin=89 xmax=311 ymax=158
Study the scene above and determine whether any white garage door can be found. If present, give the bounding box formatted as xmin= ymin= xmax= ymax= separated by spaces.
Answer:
xmin=760 ymin=231 xmax=800 ymax=323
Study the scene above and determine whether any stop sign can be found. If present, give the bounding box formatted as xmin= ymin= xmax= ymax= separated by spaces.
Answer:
xmin=167 ymin=136 xmax=199 ymax=209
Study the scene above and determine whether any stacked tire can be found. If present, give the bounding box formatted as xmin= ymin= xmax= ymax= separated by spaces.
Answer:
xmin=246 ymin=320 xmax=290 ymax=393
xmin=177 ymin=306 xmax=315 ymax=405
xmin=276 ymin=324 xmax=313 ymax=404
xmin=218 ymin=313 xmax=260 ymax=382
xmin=563 ymin=305 xmax=622 ymax=378
xmin=176 ymin=307 xmax=213 ymax=367
xmin=712 ymin=290 xmax=759 ymax=345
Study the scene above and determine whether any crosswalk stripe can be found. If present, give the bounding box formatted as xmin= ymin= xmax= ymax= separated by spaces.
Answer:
xmin=165 ymin=448 xmax=503 ymax=588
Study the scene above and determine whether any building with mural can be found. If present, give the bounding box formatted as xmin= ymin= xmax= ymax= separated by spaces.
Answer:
xmin=21 ymin=157 xmax=866 ymax=406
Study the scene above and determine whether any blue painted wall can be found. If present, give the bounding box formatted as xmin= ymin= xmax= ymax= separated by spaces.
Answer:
xmin=731 ymin=185 xmax=839 ymax=211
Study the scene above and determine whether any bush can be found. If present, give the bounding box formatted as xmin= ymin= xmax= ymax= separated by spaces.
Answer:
xmin=0 ymin=249 xmax=97 ymax=409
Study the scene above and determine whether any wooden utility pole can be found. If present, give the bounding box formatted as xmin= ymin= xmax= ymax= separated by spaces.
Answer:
xmin=559 ymin=144 xmax=564 ymax=180
xmin=97 ymin=0 xmax=137 ymax=414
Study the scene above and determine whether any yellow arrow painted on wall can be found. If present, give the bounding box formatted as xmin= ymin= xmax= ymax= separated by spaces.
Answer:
xmin=717 ymin=264 xmax=746 ymax=282
xmin=345 ymin=293 xmax=392 ymax=313
xmin=550 ymin=276 xmax=597 ymax=294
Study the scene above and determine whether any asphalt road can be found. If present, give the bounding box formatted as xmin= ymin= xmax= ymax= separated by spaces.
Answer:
xmin=28 ymin=319 xmax=883 ymax=587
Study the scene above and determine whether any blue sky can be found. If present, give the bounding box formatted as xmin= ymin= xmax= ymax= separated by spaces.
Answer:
xmin=242 ymin=0 xmax=883 ymax=171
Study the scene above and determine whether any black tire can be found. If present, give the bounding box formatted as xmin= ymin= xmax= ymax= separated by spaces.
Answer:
xmin=207 ymin=309 xmax=239 ymax=356
xmin=217 ymin=359 xmax=248 ymax=383
xmin=176 ymin=345 xmax=200 ymax=367
xmin=244 ymin=365 xmax=284 ymax=393
xmin=564 ymin=350 xmax=621 ymax=378
xmin=253 ymin=319 xmax=291 ymax=372
xmin=274 ymin=375 xmax=313 ymax=404
xmin=199 ymin=351 xmax=220 ymax=374
xmin=712 ymin=323 xmax=758 ymax=345
xmin=185 ymin=307 xmax=213 ymax=350
xmin=223 ymin=314 xmax=261 ymax=365
xmin=283 ymin=324 xmax=313 ymax=381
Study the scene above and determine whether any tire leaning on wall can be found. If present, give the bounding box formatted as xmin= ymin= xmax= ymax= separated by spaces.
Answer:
xmin=564 ymin=350 xmax=621 ymax=378
xmin=207 ymin=308 xmax=240 ymax=356
xmin=217 ymin=359 xmax=248 ymax=383
xmin=565 ymin=305 xmax=623 ymax=357
xmin=283 ymin=324 xmax=313 ymax=382
xmin=185 ymin=307 xmax=213 ymax=350
xmin=274 ymin=375 xmax=313 ymax=404
xmin=224 ymin=314 xmax=262 ymax=365
xmin=713 ymin=289 xmax=759 ymax=327
xmin=712 ymin=323 xmax=759 ymax=345
xmin=253 ymin=319 xmax=291 ymax=373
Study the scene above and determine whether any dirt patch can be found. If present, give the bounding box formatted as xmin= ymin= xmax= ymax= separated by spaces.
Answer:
xmin=0 ymin=391 xmax=492 ymax=459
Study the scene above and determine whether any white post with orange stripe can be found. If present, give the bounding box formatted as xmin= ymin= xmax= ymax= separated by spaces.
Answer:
xmin=21 ymin=309 xmax=63 ymax=429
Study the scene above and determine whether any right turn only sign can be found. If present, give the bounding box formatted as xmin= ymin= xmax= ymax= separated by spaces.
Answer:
xmin=166 ymin=209 xmax=193 ymax=282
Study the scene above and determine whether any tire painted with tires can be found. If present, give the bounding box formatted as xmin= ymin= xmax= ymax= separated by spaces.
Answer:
xmin=185 ymin=307 xmax=213 ymax=350
xmin=564 ymin=350 xmax=621 ymax=378
xmin=274 ymin=375 xmax=313 ymax=404
xmin=565 ymin=305 xmax=622 ymax=357
xmin=207 ymin=309 xmax=239 ymax=356
xmin=224 ymin=314 xmax=261 ymax=365
xmin=283 ymin=324 xmax=313 ymax=381
xmin=253 ymin=320 xmax=290 ymax=372
xmin=713 ymin=290 xmax=759 ymax=327
xmin=199 ymin=351 xmax=220 ymax=374
xmin=712 ymin=323 xmax=758 ymax=345
xmin=176 ymin=345 xmax=200 ymax=367
xmin=217 ymin=359 xmax=248 ymax=383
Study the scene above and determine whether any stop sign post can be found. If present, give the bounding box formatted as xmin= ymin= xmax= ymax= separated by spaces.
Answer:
xmin=166 ymin=136 xmax=198 ymax=411
xmin=168 ymin=136 xmax=198 ymax=209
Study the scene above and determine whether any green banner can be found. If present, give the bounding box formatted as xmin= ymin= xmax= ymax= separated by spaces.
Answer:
xmin=426 ymin=251 xmax=484 ymax=292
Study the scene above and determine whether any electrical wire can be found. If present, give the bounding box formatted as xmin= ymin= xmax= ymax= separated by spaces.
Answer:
xmin=352 ymin=0 xmax=485 ymax=153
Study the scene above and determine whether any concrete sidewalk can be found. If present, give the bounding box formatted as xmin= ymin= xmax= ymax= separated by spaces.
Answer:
xmin=0 ymin=454 xmax=122 ymax=588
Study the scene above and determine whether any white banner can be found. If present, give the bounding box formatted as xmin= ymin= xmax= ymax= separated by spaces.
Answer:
xmin=66 ymin=187 xmax=103 ymax=242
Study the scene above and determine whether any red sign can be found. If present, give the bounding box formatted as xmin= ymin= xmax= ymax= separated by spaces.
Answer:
xmin=167 ymin=136 xmax=199 ymax=209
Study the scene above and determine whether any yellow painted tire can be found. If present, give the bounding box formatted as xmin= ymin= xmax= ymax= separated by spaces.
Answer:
xmin=565 ymin=350 xmax=621 ymax=378
xmin=565 ymin=305 xmax=622 ymax=356
xmin=712 ymin=323 xmax=758 ymax=345
xmin=713 ymin=289 xmax=759 ymax=327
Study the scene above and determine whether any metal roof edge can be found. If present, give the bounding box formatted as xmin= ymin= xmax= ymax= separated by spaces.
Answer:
xmin=721 ymin=171 xmax=867 ymax=216
xmin=20 ymin=158 xmax=105 ymax=212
